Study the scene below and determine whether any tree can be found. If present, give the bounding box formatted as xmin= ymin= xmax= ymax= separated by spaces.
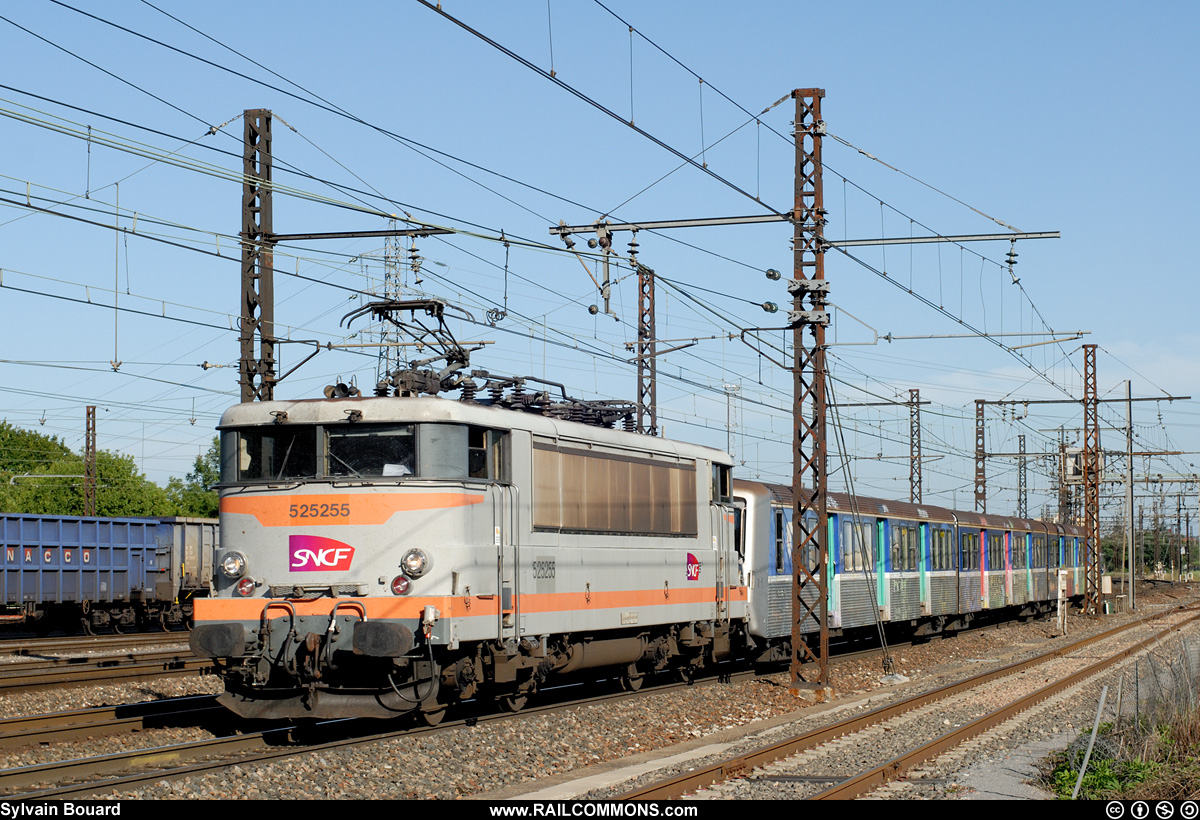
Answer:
xmin=7 ymin=450 xmax=172 ymax=517
xmin=0 ymin=420 xmax=73 ymax=506
xmin=0 ymin=420 xmax=72 ymax=470
xmin=166 ymin=437 xmax=220 ymax=518
xmin=0 ymin=421 xmax=216 ymax=519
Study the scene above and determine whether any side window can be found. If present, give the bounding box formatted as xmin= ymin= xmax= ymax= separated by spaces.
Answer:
xmin=733 ymin=507 xmax=745 ymax=559
xmin=468 ymin=426 xmax=508 ymax=481
xmin=711 ymin=464 xmax=732 ymax=503
xmin=842 ymin=518 xmax=870 ymax=573
xmin=934 ymin=529 xmax=951 ymax=570
xmin=891 ymin=525 xmax=919 ymax=572
xmin=774 ymin=509 xmax=786 ymax=574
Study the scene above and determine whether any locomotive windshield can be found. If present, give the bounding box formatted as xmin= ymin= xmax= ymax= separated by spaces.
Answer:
xmin=326 ymin=424 xmax=415 ymax=477
xmin=236 ymin=427 xmax=318 ymax=481
xmin=224 ymin=422 xmax=503 ymax=483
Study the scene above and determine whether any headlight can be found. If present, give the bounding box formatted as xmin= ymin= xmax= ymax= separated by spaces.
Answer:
xmin=401 ymin=548 xmax=430 ymax=578
xmin=390 ymin=575 xmax=410 ymax=595
xmin=220 ymin=551 xmax=248 ymax=579
xmin=235 ymin=577 xmax=256 ymax=597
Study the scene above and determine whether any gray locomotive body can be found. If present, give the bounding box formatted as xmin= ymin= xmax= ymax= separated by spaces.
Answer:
xmin=191 ymin=395 xmax=745 ymax=721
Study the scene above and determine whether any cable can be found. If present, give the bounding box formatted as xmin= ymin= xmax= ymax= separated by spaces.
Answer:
xmin=415 ymin=0 xmax=785 ymax=218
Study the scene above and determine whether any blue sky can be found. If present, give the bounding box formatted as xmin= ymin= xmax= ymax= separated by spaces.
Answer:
xmin=0 ymin=1 xmax=1196 ymax=527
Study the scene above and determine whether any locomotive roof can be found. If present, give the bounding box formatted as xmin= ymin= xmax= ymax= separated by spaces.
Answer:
xmin=218 ymin=395 xmax=733 ymax=465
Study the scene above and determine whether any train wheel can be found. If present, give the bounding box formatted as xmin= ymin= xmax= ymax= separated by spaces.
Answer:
xmin=500 ymin=694 xmax=527 ymax=713
xmin=619 ymin=667 xmax=648 ymax=691
xmin=418 ymin=705 xmax=447 ymax=726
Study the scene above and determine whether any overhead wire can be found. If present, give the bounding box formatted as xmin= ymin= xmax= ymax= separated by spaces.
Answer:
xmin=11 ymin=1 xmax=1099 ymax=494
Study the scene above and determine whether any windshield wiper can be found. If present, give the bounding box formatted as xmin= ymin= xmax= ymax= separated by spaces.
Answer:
xmin=328 ymin=450 xmax=362 ymax=478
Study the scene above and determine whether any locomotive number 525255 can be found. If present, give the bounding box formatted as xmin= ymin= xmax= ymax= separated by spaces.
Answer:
xmin=289 ymin=503 xmax=351 ymax=519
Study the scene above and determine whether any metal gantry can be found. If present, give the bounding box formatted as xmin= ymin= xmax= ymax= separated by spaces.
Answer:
xmin=789 ymin=88 xmax=830 ymax=694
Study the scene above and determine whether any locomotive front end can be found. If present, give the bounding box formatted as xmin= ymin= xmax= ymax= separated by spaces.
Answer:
xmin=190 ymin=397 xmax=502 ymax=721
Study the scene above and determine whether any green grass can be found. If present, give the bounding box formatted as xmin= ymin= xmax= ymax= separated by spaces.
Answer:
xmin=1044 ymin=713 xmax=1200 ymax=800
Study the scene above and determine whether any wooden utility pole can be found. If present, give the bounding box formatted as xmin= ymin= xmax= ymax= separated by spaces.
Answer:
xmin=789 ymin=88 xmax=831 ymax=695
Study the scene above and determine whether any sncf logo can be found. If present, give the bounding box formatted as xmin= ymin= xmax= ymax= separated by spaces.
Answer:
xmin=686 ymin=553 xmax=701 ymax=581
xmin=289 ymin=535 xmax=355 ymax=572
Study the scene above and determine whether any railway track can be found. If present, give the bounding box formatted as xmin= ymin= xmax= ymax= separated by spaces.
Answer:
xmin=0 ymin=695 xmax=225 ymax=750
xmin=0 ymin=632 xmax=188 ymax=658
xmin=613 ymin=604 xmax=1200 ymax=800
xmin=0 ymin=649 xmax=211 ymax=694
xmin=0 ymin=599 xmax=1187 ymax=800
xmin=0 ymin=666 xmax=767 ymax=799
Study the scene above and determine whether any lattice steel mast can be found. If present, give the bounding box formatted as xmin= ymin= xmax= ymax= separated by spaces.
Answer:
xmin=239 ymin=109 xmax=275 ymax=403
xmin=790 ymin=88 xmax=831 ymax=694
xmin=1082 ymin=343 xmax=1101 ymax=614
xmin=84 ymin=405 xmax=96 ymax=517
xmin=910 ymin=388 xmax=922 ymax=504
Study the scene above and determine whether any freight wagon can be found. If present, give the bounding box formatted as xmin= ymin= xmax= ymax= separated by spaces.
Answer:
xmin=0 ymin=514 xmax=217 ymax=634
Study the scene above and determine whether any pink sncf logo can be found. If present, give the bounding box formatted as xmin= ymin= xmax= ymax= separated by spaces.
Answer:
xmin=289 ymin=535 xmax=355 ymax=572
xmin=686 ymin=553 xmax=701 ymax=581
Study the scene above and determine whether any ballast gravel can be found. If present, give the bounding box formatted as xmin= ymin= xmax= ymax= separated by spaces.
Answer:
xmin=0 ymin=585 xmax=1192 ymax=801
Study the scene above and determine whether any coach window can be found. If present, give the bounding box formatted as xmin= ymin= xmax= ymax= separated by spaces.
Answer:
xmin=988 ymin=534 xmax=1004 ymax=570
xmin=842 ymin=518 xmax=872 ymax=573
xmin=892 ymin=525 xmax=917 ymax=572
xmin=961 ymin=532 xmax=979 ymax=571
xmin=931 ymin=529 xmax=951 ymax=571
xmin=774 ymin=509 xmax=786 ymax=573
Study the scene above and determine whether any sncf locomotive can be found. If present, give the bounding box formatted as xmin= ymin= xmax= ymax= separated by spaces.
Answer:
xmin=190 ymin=392 xmax=1084 ymax=722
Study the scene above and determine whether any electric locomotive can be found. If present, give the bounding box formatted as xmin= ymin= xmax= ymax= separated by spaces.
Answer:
xmin=190 ymin=391 xmax=745 ymax=721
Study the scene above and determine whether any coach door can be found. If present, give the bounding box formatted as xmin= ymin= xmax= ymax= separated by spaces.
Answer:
xmin=493 ymin=484 xmax=520 ymax=646
xmin=711 ymin=464 xmax=737 ymax=622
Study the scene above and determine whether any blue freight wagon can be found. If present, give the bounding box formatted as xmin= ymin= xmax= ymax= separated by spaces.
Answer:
xmin=0 ymin=513 xmax=218 ymax=634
